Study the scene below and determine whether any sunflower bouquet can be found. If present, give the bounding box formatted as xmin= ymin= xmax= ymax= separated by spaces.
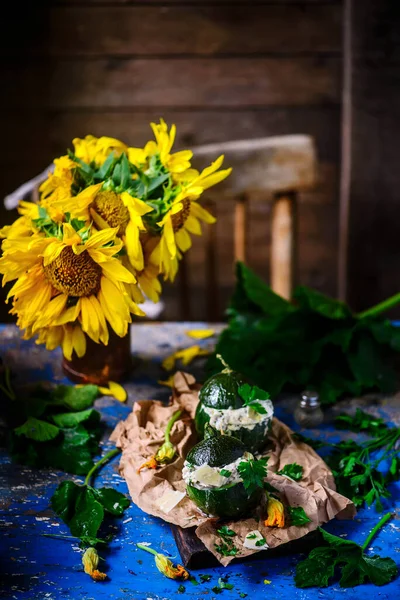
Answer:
xmin=0 ymin=120 xmax=231 ymax=361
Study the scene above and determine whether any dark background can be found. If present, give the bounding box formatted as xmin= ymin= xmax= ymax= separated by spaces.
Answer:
xmin=1 ymin=0 xmax=399 ymax=320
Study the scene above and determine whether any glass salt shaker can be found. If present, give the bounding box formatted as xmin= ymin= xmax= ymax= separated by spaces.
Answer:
xmin=294 ymin=390 xmax=324 ymax=428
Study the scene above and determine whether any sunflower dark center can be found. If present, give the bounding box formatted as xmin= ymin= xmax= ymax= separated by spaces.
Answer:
xmin=171 ymin=198 xmax=191 ymax=232
xmin=91 ymin=191 xmax=130 ymax=236
xmin=43 ymin=247 xmax=101 ymax=297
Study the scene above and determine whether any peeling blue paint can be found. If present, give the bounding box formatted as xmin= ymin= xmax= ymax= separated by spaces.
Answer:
xmin=0 ymin=324 xmax=399 ymax=599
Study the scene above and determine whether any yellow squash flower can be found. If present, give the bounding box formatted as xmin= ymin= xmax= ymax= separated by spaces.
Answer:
xmin=82 ymin=547 xmax=107 ymax=581
xmin=264 ymin=497 xmax=285 ymax=528
xmin=137 ymin=543 xmax=189 ymax=581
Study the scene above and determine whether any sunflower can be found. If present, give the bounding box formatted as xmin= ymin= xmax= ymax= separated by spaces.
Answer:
xmin=128 ymin=119 xmax=193 ymax=176
xmin=153 ymin=155 xmax=231 ymax=279
xmin=0 ymin=223 xmax=143 ymax=358
xmin=73 ymin=135 xmax=128 ymax=166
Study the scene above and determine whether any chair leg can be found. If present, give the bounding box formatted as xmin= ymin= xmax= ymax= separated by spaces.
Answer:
xmin=270 ymin=192 xmax=296 ymax=300
xmin=205 ymin=200 xmax=218 ymax=321
xmin=234 ymin=194 xmax=247 ymax=263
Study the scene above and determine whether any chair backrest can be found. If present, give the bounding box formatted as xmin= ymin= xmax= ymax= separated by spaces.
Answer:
xmin=179 ymin=135 xmax=317 ymax=320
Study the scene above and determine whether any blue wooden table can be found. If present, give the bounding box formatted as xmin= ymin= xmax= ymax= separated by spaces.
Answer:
xmin=1 ymin=322 xmax=399 ymax=600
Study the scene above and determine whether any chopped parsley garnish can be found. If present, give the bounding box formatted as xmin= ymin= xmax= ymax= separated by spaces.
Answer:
xmin=238 ymin=383 xmax=270 ymax=414
xmin=255 ymin=537 xmax=267 ymax=547
xmin=238 ymin=457 xmax=268 ymax=495
xmin=214 ymin=542 xmax=238 ymax=557
xmin=215 ymin=526 xmax=238 ymax=557
xmin=217 ymin=525 xmax=237 ymax=540
xmin=287 ymin=506 xmax=311 ymax=526
xmin=277 ymin=463 xmax=303 ymax=481
xmin=246 ymin=533 xmax=257 ymax=539
xmin=220 ymin=469 xmax=232 ymax=478
xmin=212 ymin=577 xmax=234 ymax=593
xmin=199 ymin=574 xmax=212 ymax=583
xmin=239 ymin=594 xmax=248 ymax=598
xmin=177 ymin=584 xmax=185 ymax=593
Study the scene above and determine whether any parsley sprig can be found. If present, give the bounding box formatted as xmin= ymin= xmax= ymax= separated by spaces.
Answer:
xmin=238 ymin=383 xmax=270 ymax=414
xmin=277 ymin=463 xmax=303 ymax=481
xmin=238 ymin=457 xmax=268 ymax=495
xmin=299 ymin=409 xmax=400 ymax=511
xmin=296 ymin=513 xmax=397 ymax=588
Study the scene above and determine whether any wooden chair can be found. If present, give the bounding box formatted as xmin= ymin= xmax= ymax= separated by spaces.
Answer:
xmin=180 ymin=135 xmax=317 ymax=320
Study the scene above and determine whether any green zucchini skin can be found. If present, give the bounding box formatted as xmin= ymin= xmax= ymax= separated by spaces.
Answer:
xmin=199 ymin=371 xmax=248 ymax=409
xmin=194 ymin=403 xmax=270 ymax=453
xmin=186 ymin=425 xmax=245 ymax=468
xmin=186 ymin=481 xmax=263 ymax=518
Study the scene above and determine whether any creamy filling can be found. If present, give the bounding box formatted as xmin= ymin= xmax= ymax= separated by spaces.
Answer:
xmin=183 ymin=453 xmax=253 ymax=490
xmin=202 ymin=399 xmax=274 ymax=433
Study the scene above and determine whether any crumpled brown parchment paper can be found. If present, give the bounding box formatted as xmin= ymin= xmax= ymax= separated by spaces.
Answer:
xmin=110 ymin=372 xmax=356 ymax=565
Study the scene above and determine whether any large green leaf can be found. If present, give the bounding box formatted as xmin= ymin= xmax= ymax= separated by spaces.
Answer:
xmin=14 ymin=417 xmax=60 ymax=442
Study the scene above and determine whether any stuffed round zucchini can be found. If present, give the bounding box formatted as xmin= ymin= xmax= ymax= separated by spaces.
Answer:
xmin=195 ymin=362 xmax=273 ymax=453
xmin=183 ymin=425 xmax=264 ymax=518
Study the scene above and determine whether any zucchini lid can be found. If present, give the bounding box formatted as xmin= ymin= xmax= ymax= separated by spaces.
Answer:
xmin=199 ymin=369 xmax=248 ymax=410
xmin=186 ymin=424 xmax=246 ymax=468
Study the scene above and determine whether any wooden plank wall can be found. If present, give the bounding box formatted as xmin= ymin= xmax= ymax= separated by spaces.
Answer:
xmin=348 ymin=0 xmax=400 ymax=315
xmin=0 ymin=0 xmax=342 ymax=321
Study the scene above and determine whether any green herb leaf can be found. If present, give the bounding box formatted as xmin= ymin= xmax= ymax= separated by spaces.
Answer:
xmin=216 ymin=525 xmax=237 ymax=539
xmin=199 ymin=574 xmax=212 ymax=583
xmin=177 ymin=584 xmax=185 ymax=593
xmin=255 ymin=537 xmax=267 ymax=547
xmin=287 ymin=506 xmax=311 ymax=526
xmin=264 ymin=481 xmax=280 ymax=495
xmin=14 ymin=417 xmax=60 ymax=442
xmin=212 ymin=577 xmax=234 ymax=593
xmin=335 ymin=408 xmax=388 ymax=436
xmin=52 ymin=385 xmax=99 ymax=411
xmin=214 ymin=542 xmax=238 ymax=557
xmin=51 ymin=480 xmax=129 ymax=547
xmin=295 ymin=526 xmax=397 ymax=588
xmin=238 ymin=383 xmax=270 ymax=414
xmin=277 ymin=463 xmax=303 ymax=481
xmin=93 ymin=487 xmax=130 ymax=516
xmin=238 ymin=457 xmax=268 ymax=495
xmin=220 ymin=469 xmax=232 ymax=478
xmin=51 ymin=408 xmax=100 ymax=428
xmin=209 ymin=262 xmax=400 ymax=404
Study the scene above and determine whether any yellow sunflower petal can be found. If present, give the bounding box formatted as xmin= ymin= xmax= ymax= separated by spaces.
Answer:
xmin=158 ymin=375 xmax=176 ymax=388
xmin=185 ymin=329 xmax=215 ymax=339
xmin=72 ymin=324 xmax=86 ymax=358
xmin=98 ymin=381 xmax=127 ymax=402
